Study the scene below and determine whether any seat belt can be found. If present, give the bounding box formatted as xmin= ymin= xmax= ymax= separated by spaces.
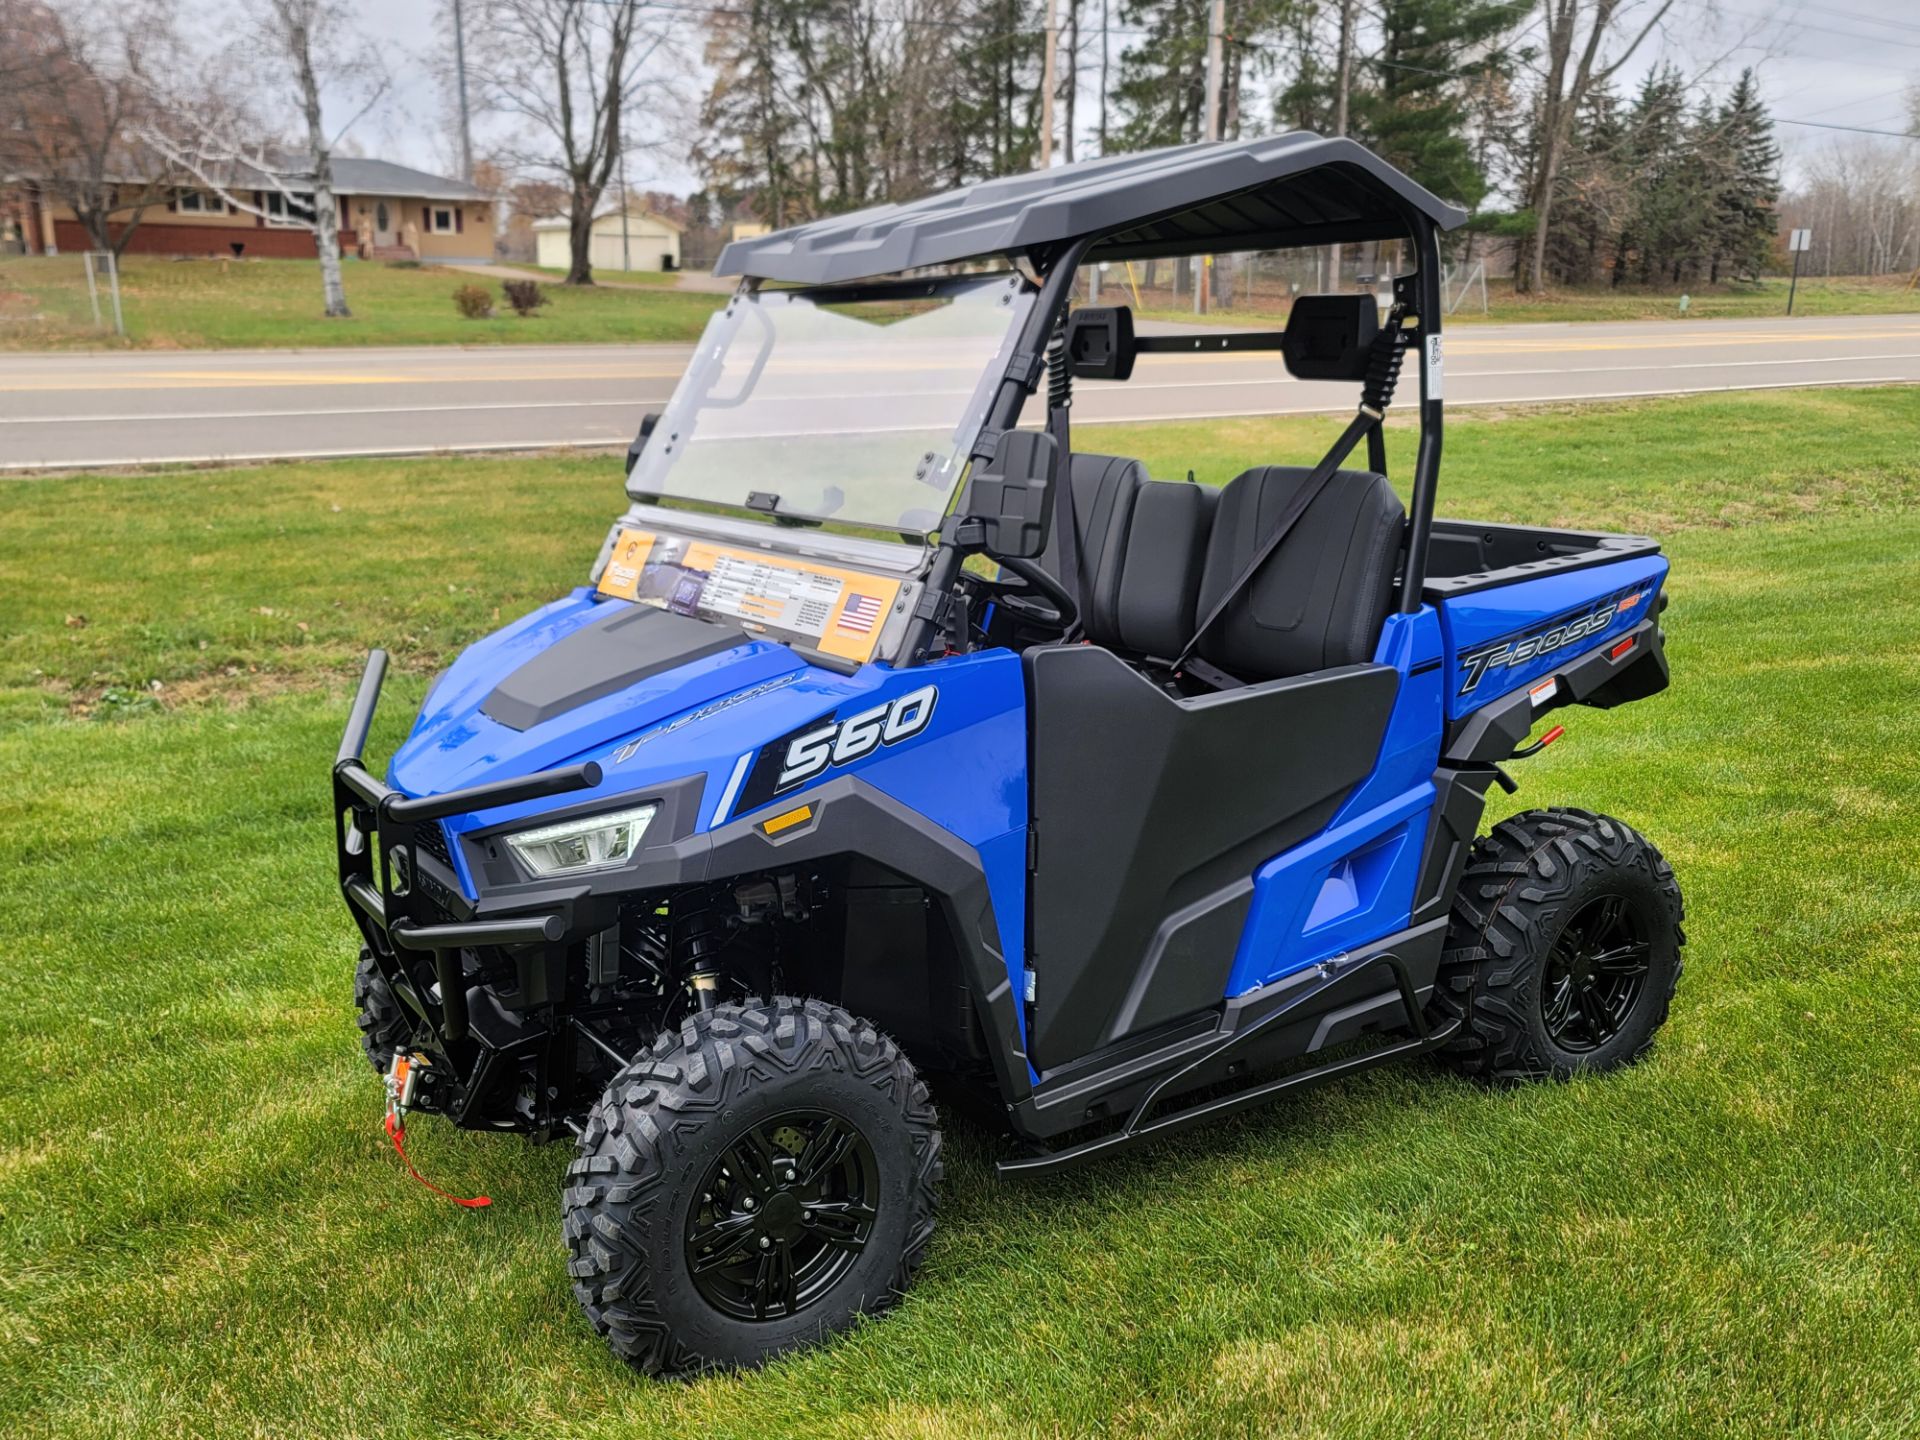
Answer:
xmin=1172 ymin=306 xmax=1413 ymax=678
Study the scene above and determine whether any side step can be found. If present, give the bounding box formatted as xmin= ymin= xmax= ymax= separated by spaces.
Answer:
xmin=998 ymin=954 xmax=1458 ymax=1178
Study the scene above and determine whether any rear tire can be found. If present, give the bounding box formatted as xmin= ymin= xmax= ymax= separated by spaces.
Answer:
xmin=353 ymin=948 xmax=410 ymax=1072
xmin=563 ymin=997 xmax=941 ymax=1376
xmin=1431 ymin=808 xmax=1684 ymax=1082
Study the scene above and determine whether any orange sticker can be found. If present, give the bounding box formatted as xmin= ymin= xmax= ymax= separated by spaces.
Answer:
xmin=597 ymin=527 xmax=657 ymax=600
xmin=594 ymin=528 xmax=902 ymax=663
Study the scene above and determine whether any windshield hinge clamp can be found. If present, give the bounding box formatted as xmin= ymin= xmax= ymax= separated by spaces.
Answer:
xmin=913 ymin=588 xmax=970 ymax=652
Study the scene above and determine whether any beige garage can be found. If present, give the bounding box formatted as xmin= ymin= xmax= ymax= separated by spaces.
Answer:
xmin=534 ymin=206 xmax=683 ymax=273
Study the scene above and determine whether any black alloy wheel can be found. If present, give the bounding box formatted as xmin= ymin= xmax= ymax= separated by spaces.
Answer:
xmin=1430 ymin=808 xmax=1685 ymax=1082
xmin=684 ymin=1110 xmax=879 ymax=1322
xmin=1539 ymin=893 xmax=1652 ymax=1052
xmin=564 ymin=997 xmax=941 ymax=1375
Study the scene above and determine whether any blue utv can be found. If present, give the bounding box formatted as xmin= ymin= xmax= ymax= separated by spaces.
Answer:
xmin=334 ymin=135 xmax=1683 ymax=1374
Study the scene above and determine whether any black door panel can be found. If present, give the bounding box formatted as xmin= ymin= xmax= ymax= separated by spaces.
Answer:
xmin=1025 ymin=647 xmax=1398 ymax=1069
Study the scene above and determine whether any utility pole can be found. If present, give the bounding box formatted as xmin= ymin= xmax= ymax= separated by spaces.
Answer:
xmin=1041 ymin=0 xmax=1059 ymax=167
xmin=620 ymin=163 xmax=632 ymax=273
xmin=452 ymin=0 xmax=475 ymax=184
xmin=1063 ymin=0 xmax=1078 ymax=163
xmin=1098 ymin=0 xmax=1110 ymax=155
xmin=1326 ymin=0 xmax=1355 ymax=292
xmin=1197 ymin=0 xmax=1224 ymax=313
xmin=1203 ymin=0 xmax=1224 ymax=143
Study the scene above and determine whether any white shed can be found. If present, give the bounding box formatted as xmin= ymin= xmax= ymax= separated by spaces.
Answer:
xmin=534 ymin=207 xmax=684 ymax=273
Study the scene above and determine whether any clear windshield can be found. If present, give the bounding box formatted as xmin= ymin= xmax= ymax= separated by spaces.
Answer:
xmin=626 ymin=273 xmax=1035 ymax=534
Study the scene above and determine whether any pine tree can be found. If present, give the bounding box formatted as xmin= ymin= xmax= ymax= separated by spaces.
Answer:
xmin=1615 ymin=66 xmax=1693 ymax=285
xmin=1111 ymin=0 xmax=1211 ymax=150
xmin=1711 ymin=69 xmax=1780 ymax=281
xmin=943 ymin=0 xmax=1043 ymax=181
xmin=1351 ymin=0 xmax=1528 ymax=209
xmin=696 ymin=0 xmax=803 ymax=225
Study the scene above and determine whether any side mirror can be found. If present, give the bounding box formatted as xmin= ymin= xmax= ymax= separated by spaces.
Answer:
xmin=958 ymin=430 xmax=1057 ymax=560
xmin=1064 ymin=305 xmax=1136 ymax=380
xmin=1281 ymin=295 xmax=1379 ymax=381
xmin=624 ymin=412 xmax=660 ymax=476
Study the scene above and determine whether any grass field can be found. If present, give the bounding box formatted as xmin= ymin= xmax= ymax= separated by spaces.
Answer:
xmin=1134 ymin=272 xmax=1920 ymax=328
xmin=0 ymin=255 xmax=724 ymax=350
xmin=3 ymin=388 xmax=1919 ymax=1436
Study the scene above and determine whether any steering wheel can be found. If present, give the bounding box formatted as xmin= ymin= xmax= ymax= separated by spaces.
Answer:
xmin=989 ymin=555 xmax=1079 ymax=635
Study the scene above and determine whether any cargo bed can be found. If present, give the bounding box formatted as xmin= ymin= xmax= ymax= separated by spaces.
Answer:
xmin=1421 ymin=519 xmax=1670 ymax=727
xmin=1423 ymin=519 xmax=1661 ymax=599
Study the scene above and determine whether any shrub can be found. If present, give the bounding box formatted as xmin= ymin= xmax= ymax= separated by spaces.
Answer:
xmin=452 ymin=283 xmax=494 ymax=320
xmin=502 ymin=279 xmax=549 ymax=317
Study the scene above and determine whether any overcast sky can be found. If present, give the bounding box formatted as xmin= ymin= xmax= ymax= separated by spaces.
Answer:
xmin=319 ymin=0 xmax=1919 ymax=197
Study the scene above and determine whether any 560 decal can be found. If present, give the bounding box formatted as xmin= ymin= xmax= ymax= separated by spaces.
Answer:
xmin=1457 ymin=586 xmax=1647 ymax=695
xmin=730 ymin=686 xmax=942 ymax=816
xmin=776 ymin=685 xmax=939 ymax=790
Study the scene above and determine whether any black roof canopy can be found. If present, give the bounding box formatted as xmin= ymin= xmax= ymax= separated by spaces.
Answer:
xmin=716 ymin=133 xmax=1468 ymax=285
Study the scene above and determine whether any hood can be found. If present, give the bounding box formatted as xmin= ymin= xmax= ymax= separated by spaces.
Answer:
xmin=388 ymin=589 xmax=809 ymax=822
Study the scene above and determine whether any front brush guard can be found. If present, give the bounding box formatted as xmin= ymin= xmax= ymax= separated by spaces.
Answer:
xmin=333 ymin=651 xmax=601 ymax=1055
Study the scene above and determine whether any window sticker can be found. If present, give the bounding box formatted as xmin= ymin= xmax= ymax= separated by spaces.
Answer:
xmin=595 ymin=527 xmax=902 ymax=663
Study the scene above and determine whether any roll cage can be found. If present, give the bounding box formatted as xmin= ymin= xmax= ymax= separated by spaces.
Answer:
xmin=710 ymin=133 xmax=1466 ymax=668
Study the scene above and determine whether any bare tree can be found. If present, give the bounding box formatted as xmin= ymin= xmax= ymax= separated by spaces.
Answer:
xmin=144 ymin=0 xmax=390 ymax=318
xmin=467 ymin=0 xmax=677 ymax=285
xmin=1783 ymin=138 xmax=1920 ymax=278
xmin=0 ymin=0 xmax=180 ymax=256
xmin=1517 ymin=0 xmax=1678 ymax=292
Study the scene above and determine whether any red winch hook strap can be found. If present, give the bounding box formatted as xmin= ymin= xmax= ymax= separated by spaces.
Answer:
xmin=383 ymin=1111 xmax=492 ymax=1209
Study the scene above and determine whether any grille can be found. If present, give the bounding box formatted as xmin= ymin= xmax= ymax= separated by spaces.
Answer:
xmin=412 ymin=821 xmax=453 ymax=869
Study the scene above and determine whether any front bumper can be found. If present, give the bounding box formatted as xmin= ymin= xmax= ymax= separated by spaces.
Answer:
xmin=333 ymin=651 xmax=607 ymax=1052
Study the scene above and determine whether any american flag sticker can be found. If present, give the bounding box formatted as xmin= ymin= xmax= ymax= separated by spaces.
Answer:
xmin=837 ymin=593 xmax=884 ymax=635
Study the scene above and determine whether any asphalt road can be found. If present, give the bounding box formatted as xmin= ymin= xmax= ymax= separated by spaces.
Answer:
xmin=4 ymin=313 xmax=1919 ymax=472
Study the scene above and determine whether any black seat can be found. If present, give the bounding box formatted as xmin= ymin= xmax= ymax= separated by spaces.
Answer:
xmin=1108 ymin=480 xmax=1217 ymax=658
xmin=1193 ymin=467 xmax=1404 ymax=679
xmin=1039 ymin=453 xmax=1220 ymax=661
xmin=1038 ymin=453 xmax=1147 ymax=637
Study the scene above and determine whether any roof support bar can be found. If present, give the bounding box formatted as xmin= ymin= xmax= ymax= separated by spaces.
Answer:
xmin=1400 ymin=219 xmax=1444 ymax=613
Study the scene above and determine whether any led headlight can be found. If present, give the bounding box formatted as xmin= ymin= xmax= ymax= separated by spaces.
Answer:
xmin=504 ymin=803 xmax=658 ymax=878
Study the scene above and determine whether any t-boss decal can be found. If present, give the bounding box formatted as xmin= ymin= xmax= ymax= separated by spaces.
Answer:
xmin=1457 ymin=588 xmax=1645 ymax=695
xmin=775 ymin=685 xmax=938 ymax=792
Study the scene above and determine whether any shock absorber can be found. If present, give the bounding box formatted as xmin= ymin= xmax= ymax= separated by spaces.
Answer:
xmin=1360 ymin=304 xmax=1412 ymax=417
xmin=1047 ymin=319 xmax=1073 ymax=414
xmin=672 ymin=894 xmax=727 ymax=1011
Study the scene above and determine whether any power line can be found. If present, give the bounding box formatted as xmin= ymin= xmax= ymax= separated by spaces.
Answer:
xmin=1786 ymin=85 xmax=1918 ymax=123
xmin=1776 ymin=116 xmax=1919 ymax=139
xmin=1689 ymin=0 xmax=1920 ymax=53
xmin=1789 ymin=0 xmax=1920 ymax=38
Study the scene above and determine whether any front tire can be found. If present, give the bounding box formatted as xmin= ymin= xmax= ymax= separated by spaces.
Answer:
xmin=353 ymin=948 xmax=410 ymax=1072
xmin=563 ymin=997 xmax=941 ymax=1376
xmin=1431 ymin=808 xmax=1684 ymax=1082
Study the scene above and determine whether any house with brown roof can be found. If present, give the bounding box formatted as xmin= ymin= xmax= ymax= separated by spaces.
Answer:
xmin=4 ymin=157 xmax=495 ymax=263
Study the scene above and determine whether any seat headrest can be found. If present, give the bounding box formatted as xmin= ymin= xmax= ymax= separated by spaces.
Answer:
xmin=1281 ymin=295 xmax=1380 ymax=381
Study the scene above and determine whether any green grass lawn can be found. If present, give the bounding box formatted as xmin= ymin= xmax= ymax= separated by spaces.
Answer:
xmin=0 ymin=255 xmax=724 ymax=350
xmin=3 ymin=389 xmax=1919 ymax=1436
xmin=1134 ymin=272 xmax=1920 ymax=328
